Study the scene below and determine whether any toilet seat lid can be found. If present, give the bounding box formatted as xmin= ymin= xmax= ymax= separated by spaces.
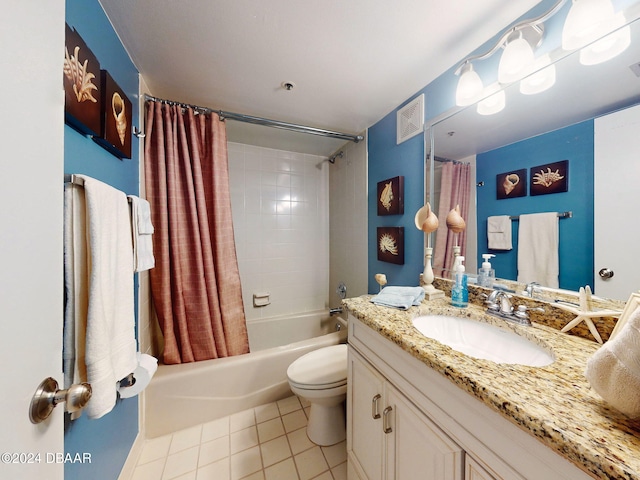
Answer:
xmin=287 ymin=344 xmax=348 ymax=387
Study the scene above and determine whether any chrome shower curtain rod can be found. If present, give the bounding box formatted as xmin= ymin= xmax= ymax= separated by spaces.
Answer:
xmin=144 ymin=94 xmax=363 ymax=143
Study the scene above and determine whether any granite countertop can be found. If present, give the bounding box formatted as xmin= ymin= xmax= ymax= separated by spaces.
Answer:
xmin=342 ymin=294 xmax=640 ymax=480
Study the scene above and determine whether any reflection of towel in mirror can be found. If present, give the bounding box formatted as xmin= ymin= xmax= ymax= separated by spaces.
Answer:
xmin=517 ymin=212 xmax=558 ymax=288
xmin=370 ymin=286 xmax=425 ymax=310
xmin=585 ymin=306 xmax=640 ymax=417
xmin=128 ymin=195 xmax=155 ymax=272
xmin=487 ymin=215 xmax=512 ymax=250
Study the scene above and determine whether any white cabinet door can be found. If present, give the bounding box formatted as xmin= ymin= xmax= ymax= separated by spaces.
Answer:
xmin=465 ymin=456 xmax=497 ymax=480
xmin=348 ymin=349 xmax=386 ymax=480
xmin=594 ymin=103 xmax=640 ymax=301
xmin=386 ymin=386 xmax=464 ymax=480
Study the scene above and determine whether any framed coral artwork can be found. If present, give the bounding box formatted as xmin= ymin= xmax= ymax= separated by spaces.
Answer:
xmin=377 ymin=176 xmax=404 ymax=215
xmin=93 ymin=70 xmax=132 ymax=159
xmin=64 ymin=24 xmax=102 ymax=137
xmin=530 ymin=160 xmax=569 ymax=196
xmin=496 ymin=169 xmax=526 ymax=199
xmin=377 ymin=227 xmax=404 ymax=265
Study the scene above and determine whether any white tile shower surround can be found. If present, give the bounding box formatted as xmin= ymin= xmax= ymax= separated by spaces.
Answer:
xmin=132 ymin=395 xmax=347 ymax=480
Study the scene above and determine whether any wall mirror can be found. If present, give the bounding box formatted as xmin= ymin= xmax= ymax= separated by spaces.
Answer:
xmin=427 ymin=4 xmax=640 ymax=303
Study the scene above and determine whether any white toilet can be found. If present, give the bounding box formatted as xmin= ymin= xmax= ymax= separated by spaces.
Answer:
xmin=287 ymin=344 xmax=348 ymax=446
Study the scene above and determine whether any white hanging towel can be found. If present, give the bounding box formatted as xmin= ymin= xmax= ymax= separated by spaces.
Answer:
xmin=487 ymin=215 xmax=512 ymax=250
xmin=517 ymin=212 xmax=559 ymax=288
xmin=74 ymin=175 xmax=138 ymax=419
xmin=585 ymin=306 xmax=640 ymax=417
xmin=127 ymin=195 xmax=155 ymax=272
xmin=63 ymin=183 xmax=89 ymax=393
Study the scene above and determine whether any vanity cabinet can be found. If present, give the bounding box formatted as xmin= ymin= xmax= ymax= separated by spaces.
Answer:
xmin=348 ymin=348 xmax=464 ymax=480
xmin=347 ymin=313 xmax=592 ymax=480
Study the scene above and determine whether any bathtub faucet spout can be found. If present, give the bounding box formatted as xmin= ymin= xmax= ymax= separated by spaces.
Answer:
xmin=329 ymin=307 xmax=343 ymax=316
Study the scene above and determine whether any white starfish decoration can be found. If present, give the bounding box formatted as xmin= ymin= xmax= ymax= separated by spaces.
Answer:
xmin=556 ymin=286 xmax=621 ymax=344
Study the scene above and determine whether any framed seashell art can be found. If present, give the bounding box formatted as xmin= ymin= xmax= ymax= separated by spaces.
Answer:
xmin=496 ymin=169 xmax=526 ymax=199
xmin=377 ymin=176 xmax=404 ymax=215
xmin=530 ymin=160 xmax=568 ymax=196
xmin=377 ymin=227 xmax=404 ymax=264
xmin=63 ymin=24 xmax=102 ymax=137
xmin=93 ymin=70 xmax=132 ymax=159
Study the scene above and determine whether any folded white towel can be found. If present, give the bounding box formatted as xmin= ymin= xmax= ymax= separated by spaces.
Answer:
xmin=487 ymin=215 xmax=512 ymax=250
xmin=371 ymin=286 xmax=425 ymax=310
xmin=128 ymin=195 xmax=155 ymax=272
xmin=585 ymin=306 xmax=640 ymax=417
xmin=79 ymin=175 xmax=138 ymax=419
xmin=517 ymin=212 xmax=559 ymax=288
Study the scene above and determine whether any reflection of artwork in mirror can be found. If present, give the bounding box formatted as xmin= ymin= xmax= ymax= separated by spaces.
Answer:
xmin=496 ymin=169 xmax=526 ymax=199
xmin=377 ymin=227 xmax=404 ymax=264
xmin=93 ymin=70 xmax=132 ymax=159
xmin=377 ymin=176 xmax=404 ymax=215
xmin=63 ymin=24 xmax=102 ymax=136
xmin=530 ymin=160 xmax=568 ymax=196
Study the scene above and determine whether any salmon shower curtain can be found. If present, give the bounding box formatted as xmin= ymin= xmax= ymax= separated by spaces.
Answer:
xmin=144 ymin=101 xmax=249 ymax=364
xmin=433 ymin=162 xmax=471 ymax=277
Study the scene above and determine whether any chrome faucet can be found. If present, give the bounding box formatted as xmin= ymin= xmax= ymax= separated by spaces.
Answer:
xmin=329 ymin=307 xmax=343 ymax=316
xmin=484 ymin=289 xmax=542 ymax=326
xmin=523 ymin=282 xmax=541 ymax=298
xmin=486 ymin=290 xmax=513 ymax=315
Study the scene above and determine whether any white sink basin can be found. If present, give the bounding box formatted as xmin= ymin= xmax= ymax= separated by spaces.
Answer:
xmin=412 ymin=315 xmax=554 ymax=367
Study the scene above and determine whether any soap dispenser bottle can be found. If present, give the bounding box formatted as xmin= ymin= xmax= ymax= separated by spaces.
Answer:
xmin=451 ymin=256 xmax=468 ymax=308
xmin=478 ymin=254 xmax=496 ymax=288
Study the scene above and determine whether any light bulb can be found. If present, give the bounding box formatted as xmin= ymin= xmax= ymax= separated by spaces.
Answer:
xmin=498 ymin=35 xmax=535 ymax=84
xmin=456 ymin=63 xmax=483 ymax=106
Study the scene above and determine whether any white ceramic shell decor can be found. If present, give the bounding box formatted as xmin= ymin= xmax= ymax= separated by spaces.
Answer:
xmin=414 ymin=203 xmax=439 ymax=233
xmin=374 ymin=273 xmax=387 ymax=292
xmin=445 ymin=204 xmax=466 ymax=233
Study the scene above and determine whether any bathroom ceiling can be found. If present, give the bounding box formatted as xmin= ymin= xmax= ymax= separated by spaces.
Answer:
xmin=98 ymin=0 xmax=543 ymax=155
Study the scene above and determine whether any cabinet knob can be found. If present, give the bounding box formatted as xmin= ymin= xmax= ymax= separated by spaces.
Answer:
xmin=383 ymin=406 xmax=393 ymax=434
xmin=372 ymin=394 xmax=382 ymax=420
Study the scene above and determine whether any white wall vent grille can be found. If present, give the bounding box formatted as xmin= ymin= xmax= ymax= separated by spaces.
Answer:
xmin=397 ymin=94 xmax=424 ymax=144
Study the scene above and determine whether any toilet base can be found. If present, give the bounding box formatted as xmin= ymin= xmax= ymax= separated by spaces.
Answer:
xmin=306 ymin=399 xmax=346 ymax=446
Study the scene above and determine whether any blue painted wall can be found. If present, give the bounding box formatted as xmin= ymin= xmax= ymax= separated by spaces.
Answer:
xmin=64 ymin=0 xmax=141 ymax=478
xmin=367 ymin=105 xmax=425 ymax=292
xmin=476 ymin=120 xmax=594 ymax=291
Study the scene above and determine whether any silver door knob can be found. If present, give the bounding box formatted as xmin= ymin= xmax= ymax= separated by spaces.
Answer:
xmin=29 ymin=377 xmax=92 ymax=424
xmin=599 ymin=268 xmax=614 ymax=279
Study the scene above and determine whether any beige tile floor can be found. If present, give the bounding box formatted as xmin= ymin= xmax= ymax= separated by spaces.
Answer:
xmin=132 ymin=395 xmax=347 ymax=480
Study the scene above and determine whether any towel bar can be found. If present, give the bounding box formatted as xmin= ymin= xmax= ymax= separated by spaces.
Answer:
xmin=509 ymin=211 xmax=572 ymax=220
xmin=65 ymin=174 xmax=133 ymax=202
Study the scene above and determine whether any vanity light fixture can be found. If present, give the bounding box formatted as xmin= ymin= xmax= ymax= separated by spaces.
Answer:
xmin=562 ymin=0 xmax=630 ymax=65
xmin=455 ymin=62 xmax=484 ymax=106
xmin=498 ymin=31 xmax=537 ymax=84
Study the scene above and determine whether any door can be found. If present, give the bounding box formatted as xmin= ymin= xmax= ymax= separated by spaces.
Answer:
xmin=0 ymin=3 xmax=65 ymax=479
xmin=594 ymin=103 xmax=640 ymax=301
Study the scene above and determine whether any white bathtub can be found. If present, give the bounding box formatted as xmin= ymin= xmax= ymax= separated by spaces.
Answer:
xmin=145 ymin=310 xmax=347 ymax=438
